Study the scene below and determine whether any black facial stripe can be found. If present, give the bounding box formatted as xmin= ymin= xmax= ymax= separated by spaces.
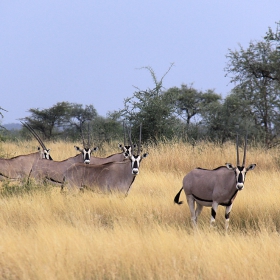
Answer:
xmin=133 ymin=160 xmax=138 ymax=168
xmin=84 ymin=151 xmax=90 ymax=160
xmin=238 ymin=172 xmax=243 ymax=183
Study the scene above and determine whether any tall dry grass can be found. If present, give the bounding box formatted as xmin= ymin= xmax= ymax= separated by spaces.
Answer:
xmin=0 ymin=140 xmax=280 ymax=279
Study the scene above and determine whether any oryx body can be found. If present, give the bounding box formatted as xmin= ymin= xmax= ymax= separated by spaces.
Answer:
xmin=0 ymin=122 xmax=53 ymax=181
xmin=0 ymin=149 xmax=49 ymax=180
xmin=63 ymin=153 xmax=148 ymax=194
xmin=174 ymin=134 xmax=256 ymax=230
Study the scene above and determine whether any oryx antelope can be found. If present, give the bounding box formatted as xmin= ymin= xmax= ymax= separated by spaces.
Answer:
xmin=174 ymin=134 xmax=256 ymax=230
xmin=63 ymin=153 xmax=148 ymax=194
xmin=0 ymin=121 xmax=53 ymax=181
xmin=73 ymin=124 xmax=99 ymax=164
xmin=0 ymin=147 xmax=51 ymax=181
xmin=63 ymin=124 xmax=148 ymax=195
xmin=21 ymin=121 xmax=52 ymax=160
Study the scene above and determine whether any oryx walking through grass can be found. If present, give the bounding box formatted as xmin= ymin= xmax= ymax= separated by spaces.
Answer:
xmin=174 ymin=134 xmax=256 ymax=230
xmin=63 ymin=124 xmax=148 ymax=195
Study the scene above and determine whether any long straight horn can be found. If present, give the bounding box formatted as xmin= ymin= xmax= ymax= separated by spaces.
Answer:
xmin=236 ymin=133 xmax=240 ymax=166
xmin=138 ymin=123 xmax=142 ymax=155
xmin=242 ymin=133 xmax=248 ymax=167
xmin=81 ymin=124 xmax=86 ymax=148
xmin=87 ymin=122 xmax=90 ymax=148
xmin=127 ymin=124 xmax=133 ymax=151
xmin=20 ymin=121 xmax=47 ymax=150
xmin=123 ymin=122 xmax=126 ymax=145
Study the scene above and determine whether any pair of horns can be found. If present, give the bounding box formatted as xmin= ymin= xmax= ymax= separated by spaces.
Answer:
xmin=123 ymin=122 xmax=142 ymax=155
xmin=236 ymin=133 xmax=247 ymax=167
xmin=81 ymin=122 xmax=91 ymax=148
xmin=20 ymin=121 xmax=47 ymax=151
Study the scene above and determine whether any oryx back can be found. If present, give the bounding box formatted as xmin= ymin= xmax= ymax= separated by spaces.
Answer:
xmin=90 ymin=153 xmax=126 ymax=165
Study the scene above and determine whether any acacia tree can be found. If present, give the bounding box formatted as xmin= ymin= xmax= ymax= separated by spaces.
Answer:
xmin=263 ymin=21 xmax=280 ymax=82
xmin=225 ymin=30 xmax=280 ymax=147
xmin=165 ymin=84 xmax=221 ymax=140
xmin=65 ymin=104 xmax=98 ymax=143
xmin=24 ymin=102 xmax=73 ymax=140
xmin=0 ymin=107 xmax=8 ymax=128
xmin=119 ymin=64 xmax=178 ymax=143
xmin=201 ymin=92 xmax=256 ymax=143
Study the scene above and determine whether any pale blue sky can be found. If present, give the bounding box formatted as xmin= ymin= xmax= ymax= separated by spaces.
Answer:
xmin=1 ymin=1 xmax=279 ymax=124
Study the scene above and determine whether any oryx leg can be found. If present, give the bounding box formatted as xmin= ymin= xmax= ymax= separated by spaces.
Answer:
xmin=186 ymin=195 xmax=197 ymax=227
xmin=210 ymin=201 xmax=219 ymax=227
xmin=61 ymin=177 xmax=66 ymax=192
xmin=225 ymin=204 xmax=233 ymax=231
xmin=195 ymin=203 xmax=203 ymax=223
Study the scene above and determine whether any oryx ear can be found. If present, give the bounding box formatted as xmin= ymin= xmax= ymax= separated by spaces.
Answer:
xmin=246 ymin=164 xmax=256 ymax=171
xmin=37 ymin=147 xmax=41 ymax=151
xmin=142 ymin=153 xmax=148 ymax=159
xmin=91 ymin=147 xmax=98 ymax=153
xmin=118 ymin=143 xmax=123 ymax=149
xmin=74 ymin=146 xmax=82 ymax=152
xmin=226 ymin=163 xmax=234 ymax=170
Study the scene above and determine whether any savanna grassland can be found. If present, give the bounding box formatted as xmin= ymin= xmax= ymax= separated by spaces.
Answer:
xmin=1 ymin=140 xmax=280 ymax=280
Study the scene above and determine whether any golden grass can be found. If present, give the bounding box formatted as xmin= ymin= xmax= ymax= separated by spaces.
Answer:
xmin=0 ymin=140 xmax=280 ymax=279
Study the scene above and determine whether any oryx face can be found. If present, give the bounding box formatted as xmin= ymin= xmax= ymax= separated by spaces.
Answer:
xmin=226 ymin=163 xmax=256 ymax=191
xmin=82 ymin=148 xmax=92 ymax=164
xmin=43 ymin=149 xmax=52 ymax=160
xmin=38 ymin=147 xmax=52 ymax=160
xmin=119 ymin=144 xmax=134 ymax=158
xmin=75 ymin=146 xmax=98 ymax=164
xmin=130 ymin=153 xmax=148 ymax=175
xmin=235 ymin=166 xmax=247 ymax=190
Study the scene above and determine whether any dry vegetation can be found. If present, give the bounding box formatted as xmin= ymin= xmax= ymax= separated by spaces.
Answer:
xmin=0 ymin=139 xmax=280 ymax=279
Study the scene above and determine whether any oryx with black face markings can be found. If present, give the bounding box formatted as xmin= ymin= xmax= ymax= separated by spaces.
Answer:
xmin=0 ymin=122 xmax=53 ymax=181
xmin=174 ymin=134 xmax=256 ymax=231
xmin=21 ymin=121 xmax=53 ymax=160
xmin=63 ymin=124 xmax=148 ymax=195
xmin=73 ymin=123 xmax=99 ymax=164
